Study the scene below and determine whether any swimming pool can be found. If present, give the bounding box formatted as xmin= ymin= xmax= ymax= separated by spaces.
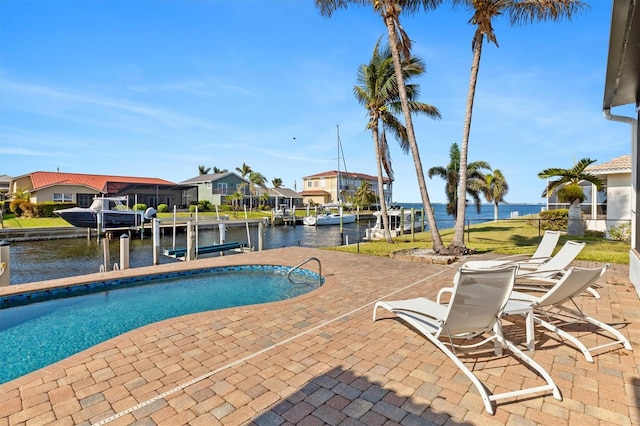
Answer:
xmin=0 ymin=265 xmax=322 ymax=384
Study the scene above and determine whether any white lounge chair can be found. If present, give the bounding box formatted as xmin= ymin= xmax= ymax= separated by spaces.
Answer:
xmin=485 ymin=230 xmax=561 ymax=270
xmin=465 ymin=241 xmax=597 ymax=297
xmin=373 ymin=266 xmax=562 ymax=415
xmin=508 ymin=264 xmax=632 ymax=362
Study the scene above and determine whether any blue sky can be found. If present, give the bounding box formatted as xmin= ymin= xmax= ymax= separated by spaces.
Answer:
xmin=0 ymin=1 xmax=634 ymax=204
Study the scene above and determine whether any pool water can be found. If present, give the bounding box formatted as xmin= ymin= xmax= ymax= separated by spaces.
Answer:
xmin=0 ymin=266 xmax=321 ymax=384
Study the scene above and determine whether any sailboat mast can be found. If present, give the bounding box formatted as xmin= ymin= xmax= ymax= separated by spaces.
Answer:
xmin=337 ymin=125 xmax=341 ymax=204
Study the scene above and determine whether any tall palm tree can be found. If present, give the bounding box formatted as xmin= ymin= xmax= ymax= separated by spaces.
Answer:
xmin=483 ymin=169 xmax=509 ymax=221
xmin=236 ymin=163 xmax=252 ymax=179
xmin=428 ymin=142 xmax=490 ymax=220
xmin=449 ymin=0 xmax=589 ymax=254
xmin=198 ymin=165 xmax=211 ymax=175
xmin=316 ymin=0 xmax=447 ymax=253
xmin=354 ymin=38 xmax=441 ymax=243
xmin=272 ymin=177 xmax=283 ymax=188
xmin=538 ymin=158 xmax=601 ymax=236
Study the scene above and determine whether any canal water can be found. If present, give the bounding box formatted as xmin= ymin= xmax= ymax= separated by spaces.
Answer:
xmin=5 ymin=204 xmax=544 ymax=285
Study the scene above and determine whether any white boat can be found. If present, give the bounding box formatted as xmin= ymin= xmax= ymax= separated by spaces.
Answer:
xmin=54 ymin=196 xmax=157 ymax=230
xmin=363 ymin=207 xmax=423 ymax=240
xmin=303 ymin=208 xmax=356 ymax=226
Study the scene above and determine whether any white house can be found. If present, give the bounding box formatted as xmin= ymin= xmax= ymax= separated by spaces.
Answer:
xmin=545 ymin=155 xmax=631 ymax=238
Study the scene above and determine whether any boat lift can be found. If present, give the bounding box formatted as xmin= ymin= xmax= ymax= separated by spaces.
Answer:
xmin=152 ymin=216 xmax=265 ymax=263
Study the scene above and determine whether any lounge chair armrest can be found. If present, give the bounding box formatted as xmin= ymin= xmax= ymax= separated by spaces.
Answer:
xmin=436 ymin=287 xmax=453 ymax=304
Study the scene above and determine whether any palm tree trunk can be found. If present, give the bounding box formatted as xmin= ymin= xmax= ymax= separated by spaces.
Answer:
xmin=493 ymin=201 xmax=499 ymax=222
xmin=567 ymin=200 xmax=584 ymax=236
xmin=384 ymin=15 xmax=445 ymax=253
xmin=452 ymin=34 xmax=484 ymax=253
xmin=372 ymin=126 xmax=394 ymax=243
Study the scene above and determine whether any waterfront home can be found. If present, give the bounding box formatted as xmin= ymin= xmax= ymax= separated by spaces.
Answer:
xmin=255 ymin=186 xmax=304 ymax=209
xmin=180 ymin=172 xmax=250 ymax=206
xmin=9 ymin=171 xmax=194 ymax=209
xmin=544 ymin=155 xmax=631 ymax=237
xmin=300 ymin=170 xmax=391 ymax=206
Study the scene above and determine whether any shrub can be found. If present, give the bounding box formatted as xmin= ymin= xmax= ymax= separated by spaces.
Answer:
xmin=609 ymin=222 xmax=631 ymax=242
xmin=157 ymin=203 xmax=169 ymax=213
xmin=38 ymin=201 xmax=76 ymax=217
xmin=9 ymin=199 xmax=24 ymax=216
xmin=19 ymin=202 xmax=36 ymax=218
xmin=132 ymin=203 xmax=147 ymax=211
xmin=188 ymin=204 xmax=206 ymax=213
xmin=538 ymin=209 xmax=568 ymax=231
xmin=198 ymin=200 xmax=211 ymax=211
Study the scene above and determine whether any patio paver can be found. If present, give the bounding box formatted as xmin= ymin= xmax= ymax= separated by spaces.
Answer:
xmin=0 ymin=247 xmax=638 ymax=425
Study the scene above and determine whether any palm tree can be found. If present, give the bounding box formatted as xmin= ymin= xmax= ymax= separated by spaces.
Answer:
xmin=227 ymin=191 xmax=244 ymax=218
xmin=213 ymin=166 xmax=228 ymax=174
xmin=247 ymin=171 xmax=268 ymax=212
xmin=354 ymin=38 xmax=441 ymax=243
xmin=272 ymin=178 xmax=283 ymax=188
xmin=449 ymin=0 xmax=588 ymax=254
xmin=259 ymin=191 xmax=271 ymax=209
xmin=353 ymin=180 xmax=377 ymax=209
xmin=483 ymin=169 xmax=509 ymax=221
xmin=236 ymin=163 xmax=252 ymax=179
xmin=538 ymin=158 xmax=601 ymax=236
xmin=198 ymin=165 xmax=211 ymax=175
xmin=427 ymin=142 xmax=490 ymax=220
xmin=317 ymin=0 xmax=447 ymax=253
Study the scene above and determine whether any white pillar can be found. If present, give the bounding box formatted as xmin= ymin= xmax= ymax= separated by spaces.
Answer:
xmin=120 ymin=234 xmax=130 ymax=269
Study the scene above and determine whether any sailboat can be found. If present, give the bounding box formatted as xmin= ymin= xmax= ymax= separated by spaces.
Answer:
xmin=303 ymin=125 xmax=357 ymax=226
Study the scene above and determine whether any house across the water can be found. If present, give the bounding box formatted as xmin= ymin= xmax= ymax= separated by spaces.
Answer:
xmin=300 ymin=170 xmax=391 ymax=206
xmin=9 ymin=171 xmax=196 ymax=209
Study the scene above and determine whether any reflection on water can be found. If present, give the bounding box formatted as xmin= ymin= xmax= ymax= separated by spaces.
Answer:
xmin=7 ymin=222 xmax=369 ymax=285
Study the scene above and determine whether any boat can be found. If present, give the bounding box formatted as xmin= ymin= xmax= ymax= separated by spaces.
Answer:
xmin=363 ymin=207 xmax=423 ymax=240
xmin=54 ymin=196 xmax=157 ymax=229
xmin=302 ymin=208 xmax=356 ymax=226
xmin=271 ymin=204 xmax=296 ymax=226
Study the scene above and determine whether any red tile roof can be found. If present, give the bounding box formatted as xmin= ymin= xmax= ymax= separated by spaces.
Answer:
xmin=28 ymin=171 xmax=177 ymax=192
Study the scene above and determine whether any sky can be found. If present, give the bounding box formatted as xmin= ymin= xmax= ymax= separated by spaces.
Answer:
xmin=0 ymin=0 xmax=635 ymax=204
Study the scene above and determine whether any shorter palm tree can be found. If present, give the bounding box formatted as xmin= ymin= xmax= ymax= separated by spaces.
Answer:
xmin=248 ymin=171 xmax=268 ymax=212
xmin=353 ymin=181 xmax=377 ymax=209
xmin=538 ymin=158 xmax=601 ymax=236
xmin=483 ymin=170 xmax=509 ymax=221
xmin=272 ymin=178 xmax=283 ymax=188
xmin=213 ymin=166 xmax=228 ymax=174
xmin=198 ymin=165 xmax=211 ymax=175
xmin=236 ymin=163 xmax=252 ymax=179
xmin=428 ymin=143 xmax=490 ymax=219
xmin=227 ymin=191 xmax=244 ymax=218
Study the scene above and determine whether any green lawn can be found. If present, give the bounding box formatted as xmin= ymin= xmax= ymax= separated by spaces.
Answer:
xmin=327 ymin=220 xmax=630 ymax=265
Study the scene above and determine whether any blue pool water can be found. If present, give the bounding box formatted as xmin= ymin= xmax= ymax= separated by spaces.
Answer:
xmin=0 ymin=265 xmax=321 ymax=384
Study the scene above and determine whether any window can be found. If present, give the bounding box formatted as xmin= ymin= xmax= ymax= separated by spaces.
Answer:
xmin=77 ymin=194 xmax=93 ymax=207
xmin=217 ymin=182 xmax=228 ymax=194
xmin=53 ymin=193 xmax=72 ymax=202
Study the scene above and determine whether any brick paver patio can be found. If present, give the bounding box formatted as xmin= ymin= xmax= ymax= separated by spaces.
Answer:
xmin=0 ymin=247 xmax=638 ymax=425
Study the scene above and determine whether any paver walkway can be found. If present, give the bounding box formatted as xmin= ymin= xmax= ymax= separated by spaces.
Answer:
xmin=0 ymin=247 xmax=638 ymax=425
